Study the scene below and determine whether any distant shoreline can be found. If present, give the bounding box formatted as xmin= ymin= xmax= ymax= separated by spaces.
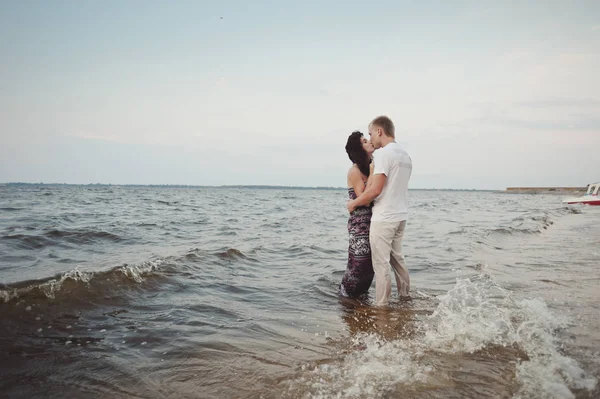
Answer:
xmin=1 ymin=182 xmax=497 ymax=192
xmin=505 ymin=187 xmax=586 ymax=195
xmin=2 ymin=183 xmax=588 ymax=194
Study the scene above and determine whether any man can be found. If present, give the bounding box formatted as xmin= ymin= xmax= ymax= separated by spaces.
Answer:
xmin=347 ymin=116 xmax=412 ymax=306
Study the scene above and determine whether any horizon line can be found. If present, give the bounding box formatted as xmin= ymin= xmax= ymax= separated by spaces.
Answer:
xmin=1 ymin=182 xmax=503 ymax=191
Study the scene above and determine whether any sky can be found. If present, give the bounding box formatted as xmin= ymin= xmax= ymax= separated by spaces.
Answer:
xmin=1 ymin=0 xmax=599 ymax=189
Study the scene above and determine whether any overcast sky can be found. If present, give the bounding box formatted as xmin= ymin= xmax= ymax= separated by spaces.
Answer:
xmin=1 ymin=0 xmax=599 ymax=189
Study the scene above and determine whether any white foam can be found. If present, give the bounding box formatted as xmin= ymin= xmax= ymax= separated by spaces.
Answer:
xmin=0 ymin=260 xmax=164 ymax=303
xmin=514 ymin=300 xmax=597 ymax=398
xmin=424 ymin=277 xmax=596 ymax=397
xmin=295 ymin=274 xmax=596 ymax=398
xmin=119 ymin=259 xmax=163 ymax=282
xmin=0 ymin=267 xmax=95 ymax=302
xmin=0 ymin=288 xmax=20 ymax=303
xmin=39 ymin=268 xmax=94 ymax=299
xmin=299 ymin=334 xmax=429 ymax=399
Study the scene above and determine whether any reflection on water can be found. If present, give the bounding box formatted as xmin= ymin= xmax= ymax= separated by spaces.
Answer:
xmin=339 ymin=299 xmax=421 ymax=341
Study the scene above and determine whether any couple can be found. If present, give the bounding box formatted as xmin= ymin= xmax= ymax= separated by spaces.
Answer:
xmin=339 ymin=116 xmax=413 ymax=307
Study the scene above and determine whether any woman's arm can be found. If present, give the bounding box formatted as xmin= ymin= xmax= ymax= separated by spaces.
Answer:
xmin=347 ymin=173 xmax=386 ymax=213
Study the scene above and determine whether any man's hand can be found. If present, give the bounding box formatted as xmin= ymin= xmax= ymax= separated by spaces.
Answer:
xmin=347 ymin=199 xmax=357 ymax=213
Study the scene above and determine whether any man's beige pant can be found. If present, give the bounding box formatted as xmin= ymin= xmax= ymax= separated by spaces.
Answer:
xmin=370 ymin=220 xmax=409 ymax=306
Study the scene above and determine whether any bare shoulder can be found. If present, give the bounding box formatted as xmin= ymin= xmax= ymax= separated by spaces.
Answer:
xmin=347 ymin=165 xmax=360 ymax=178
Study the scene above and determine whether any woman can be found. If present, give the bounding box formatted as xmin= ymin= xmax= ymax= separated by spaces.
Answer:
xmin=340 ymin=131 xmax=375 ymax=298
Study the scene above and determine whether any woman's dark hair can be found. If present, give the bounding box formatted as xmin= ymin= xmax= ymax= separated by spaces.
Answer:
xmin=345 ymin=131 xmax=371 ymax=178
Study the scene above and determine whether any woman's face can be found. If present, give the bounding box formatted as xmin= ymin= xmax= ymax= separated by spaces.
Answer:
xmin=361 ymin=136 xmax=374 ymax=156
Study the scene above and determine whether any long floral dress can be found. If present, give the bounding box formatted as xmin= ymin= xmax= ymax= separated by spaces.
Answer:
xmin=339 ymin=187 xmax=374 ymax=298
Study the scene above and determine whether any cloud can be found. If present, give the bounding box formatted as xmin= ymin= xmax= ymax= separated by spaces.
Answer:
xmin=592 ymin=26 xmax=600 ymax=31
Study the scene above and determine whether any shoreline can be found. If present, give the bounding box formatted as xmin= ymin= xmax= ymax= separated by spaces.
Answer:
xmin=505 ymin=187 xmax=586 ymax=195
xmin=1 ymin=183 xmax=496 ymax=192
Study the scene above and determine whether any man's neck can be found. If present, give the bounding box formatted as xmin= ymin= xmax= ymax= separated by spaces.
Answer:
xmin=380 ymin=136 xmax=395 ymax=148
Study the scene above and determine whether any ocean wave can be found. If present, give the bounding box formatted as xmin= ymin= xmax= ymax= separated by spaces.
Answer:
xmin=2 ymin=234 xmax=53 ymax=249
xmin=564 ymin=207 xmax=582 ymax=214
xmin=181 ymin=247 xmax=260 ymax=264
xmin=486 ymin=212 xmax=555 ymax=237
xmin=0 ymin=260 xmax=163 ymax=304
xmin=0 ymin=244 xmax=264 ymax=306
xmin=1 ymin=229 xmax=122 ymax=249
xmin=44 ymin=229 xmax=122 ymax=243
xmin=215 ymin=248 xmax=250 ymax=260
xmin=285 ymin=244 xmax=330 ymax=257
xmin=157 ymin=200 xmax=181 ymax=206
xmin=487 ymin=227 xmax=543 ymax=235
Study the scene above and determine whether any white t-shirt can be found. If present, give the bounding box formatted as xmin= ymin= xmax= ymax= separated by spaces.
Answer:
xmin=371 ymin=142 xmax=412 ymax=222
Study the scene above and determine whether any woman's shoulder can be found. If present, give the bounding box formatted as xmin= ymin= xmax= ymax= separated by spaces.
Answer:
xmin=347 ymin=164 xmax=360 ymax=176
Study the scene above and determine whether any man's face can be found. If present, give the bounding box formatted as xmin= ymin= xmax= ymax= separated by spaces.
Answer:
xmin=368 ymin=124 xmax=382 ymax=149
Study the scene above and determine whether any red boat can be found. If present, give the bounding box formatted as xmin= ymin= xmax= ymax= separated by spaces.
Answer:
xmin=563 ymin=183 xmax=600 ymax=205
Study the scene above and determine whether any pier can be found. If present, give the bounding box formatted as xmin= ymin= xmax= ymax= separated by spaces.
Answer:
xmin=505 ymin=187 xmax=586 ymax=194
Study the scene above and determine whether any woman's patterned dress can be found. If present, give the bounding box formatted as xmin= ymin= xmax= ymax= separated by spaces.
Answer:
xmin=340 ymin=187 xmax=374 ymax=298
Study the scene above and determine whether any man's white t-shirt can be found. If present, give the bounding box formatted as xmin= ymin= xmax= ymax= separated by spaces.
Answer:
xmin=371 ymin=142 xmax=412 ymax=222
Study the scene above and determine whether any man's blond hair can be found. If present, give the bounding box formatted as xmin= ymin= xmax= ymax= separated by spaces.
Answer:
xmin=371 ymin=116 xmax=395 ymax=138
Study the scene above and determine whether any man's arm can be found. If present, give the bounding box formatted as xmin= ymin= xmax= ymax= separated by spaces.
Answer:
xmin=347 ymin=173 xmax=386 ymax=212
xmin=366 ymin=163 xmax=374 ymax=189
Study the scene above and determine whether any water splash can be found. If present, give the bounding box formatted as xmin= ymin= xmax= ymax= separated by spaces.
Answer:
xmin=293 ymin=275 xmax=597 ymax=398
